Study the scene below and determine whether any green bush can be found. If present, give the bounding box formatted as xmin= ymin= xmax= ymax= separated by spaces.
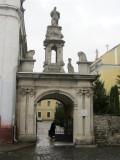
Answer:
xmin=93 ymin=77 xmax=109 ymax=114
xmin=109 ymin=85 xmax=119 ymax=114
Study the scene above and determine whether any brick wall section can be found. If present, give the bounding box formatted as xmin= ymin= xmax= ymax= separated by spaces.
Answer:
xmin=94 ymin=115 xmax=120 ymax=145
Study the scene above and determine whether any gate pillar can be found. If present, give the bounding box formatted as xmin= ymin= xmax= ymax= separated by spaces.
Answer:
xmin=17 ymin=88 xmax=36 ymax=142
xmin=73 ymin=88 xmax=95 ymax=145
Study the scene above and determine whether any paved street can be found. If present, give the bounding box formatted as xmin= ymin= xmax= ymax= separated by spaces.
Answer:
xmin=0 ymin=121 xmax=120 ymax=160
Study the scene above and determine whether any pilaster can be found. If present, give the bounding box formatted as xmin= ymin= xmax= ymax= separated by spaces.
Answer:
xmin=18 ymin=87 xmax=36 ymax=142
xmin=74 ymin=88 xmax=95 ymax=145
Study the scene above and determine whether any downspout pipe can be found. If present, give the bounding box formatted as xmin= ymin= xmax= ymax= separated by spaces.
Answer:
xmin=13 ymin=115 xmax=17 ymax=142
xmin=13 ymin=125 xmax=17 ymax=142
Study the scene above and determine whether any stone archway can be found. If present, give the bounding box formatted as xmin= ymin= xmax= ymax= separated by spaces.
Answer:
xmin=35 ymin=89 xmax=76 ymax=142
xmin=17 ymin=72 xmax=96 ymax=144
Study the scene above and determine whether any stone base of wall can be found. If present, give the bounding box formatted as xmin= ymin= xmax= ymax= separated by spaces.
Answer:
xmin=0 ymin=125 xmax=14 ymax=144
xmin=18 ymin=134 xmax=36 ymax=143
xmin=74 ymin=135 xmax=95 ymax=145
xmin=1 ymin=115 xmax=120 ymax=145
xmin=94 ymin=115 xmax=120 ymax=145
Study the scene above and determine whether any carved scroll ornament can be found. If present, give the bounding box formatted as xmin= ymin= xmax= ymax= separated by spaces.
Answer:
xmin=77 ymin=88 xmax=92 ymax=98
xmin=19 ymin=88 xmax=35 ymax=97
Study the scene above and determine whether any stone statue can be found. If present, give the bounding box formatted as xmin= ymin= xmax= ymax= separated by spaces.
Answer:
xmin=67 ymin=58 xmax=74 ymax=73
xmin=50 ymin=7 xmax=60 ymax=26
xmin=78 ymin=52 xmax=87 ymax=62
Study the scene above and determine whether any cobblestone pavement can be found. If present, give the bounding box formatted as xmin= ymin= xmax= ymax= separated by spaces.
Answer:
xmin=0 ymin=121 xmax=120 ymax=160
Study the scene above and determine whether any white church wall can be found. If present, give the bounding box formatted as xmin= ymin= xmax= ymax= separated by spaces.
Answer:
xmin=0 ymin=0 xmax=23 ymax=143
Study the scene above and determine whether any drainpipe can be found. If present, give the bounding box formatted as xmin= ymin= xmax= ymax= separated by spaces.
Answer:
xmin=13 ymin=115 xmax=17 ymax=142
xmin=13 ymin=58 xmax=20 ymax=143
xmin=13 ymin=125 xmax=17 ymax=142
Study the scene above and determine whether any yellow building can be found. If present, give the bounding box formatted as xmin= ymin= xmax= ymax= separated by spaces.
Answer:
xmin=90 ymin=44 xmax=120 ymax=93
xmin=36 ymin=99 xmax=58 ymax=121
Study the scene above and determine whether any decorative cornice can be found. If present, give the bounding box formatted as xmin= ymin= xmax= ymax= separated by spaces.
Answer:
xmin=20 ymin=59 xmax=36 ymax=62
xmin=44 ymin=39 xmax=65 ymax=46
xmin=0 ymin=4 xmax=23 ymax=19
xmin=0 ymin=4 xmax=21 ymax=12
xmin=17 ymin=72 xmax=97 ymax=82
xmin=90 ymin=63 xmax=120 ymax=73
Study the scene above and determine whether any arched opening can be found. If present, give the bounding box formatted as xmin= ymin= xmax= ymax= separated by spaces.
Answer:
xmin=51 ymin=50 xmax=56 ymax=63
xmin=51 ymin=45 xmax=57 ymax=63
xmin=35 ymin=92 xmax=74 ymax=144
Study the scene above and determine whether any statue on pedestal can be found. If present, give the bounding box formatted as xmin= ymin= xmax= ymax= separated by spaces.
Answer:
xmin=50 ymin=7 xmax=60 ymax=26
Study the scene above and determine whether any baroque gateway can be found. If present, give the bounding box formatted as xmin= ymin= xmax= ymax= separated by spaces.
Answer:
xmin=0 ymin=1 xmax=96 ymax=144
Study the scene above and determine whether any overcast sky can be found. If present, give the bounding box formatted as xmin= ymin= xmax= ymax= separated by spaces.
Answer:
xmin=23 ymin=0 xmax=120 ymax=72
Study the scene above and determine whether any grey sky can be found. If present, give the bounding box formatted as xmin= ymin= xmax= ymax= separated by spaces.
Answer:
xmin=23 ymin=0 xmax=120 ymax=72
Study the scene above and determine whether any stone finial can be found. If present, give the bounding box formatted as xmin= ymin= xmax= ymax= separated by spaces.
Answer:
xmin=77 ymin=52 xmax=92 ymax=74
xmin=50 ymin=7 xmax=60 ymax=26
xmin=67 ymin=58 xmax=74 ymax=73
xmin=18 ymin=50 xmax=36 ymax=72
xmin=78 ymin=52 xmax=87 ymax=62
xmin=25 ymin=50 xmax=35 ymax=59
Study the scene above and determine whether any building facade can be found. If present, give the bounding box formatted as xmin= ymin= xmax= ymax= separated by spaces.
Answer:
xmin=90 ymin=44 xmax=120 ymax=93
xmin=36 ymin=99 xmax=57 ymax=121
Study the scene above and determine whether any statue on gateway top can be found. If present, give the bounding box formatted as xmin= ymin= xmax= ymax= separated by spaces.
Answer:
xmin=50 ymin=7 xmax=60 ymax=26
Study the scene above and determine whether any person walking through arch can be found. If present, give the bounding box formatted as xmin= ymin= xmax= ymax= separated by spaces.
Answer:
xmin=49 ymin=121 xmax=56 ymax=138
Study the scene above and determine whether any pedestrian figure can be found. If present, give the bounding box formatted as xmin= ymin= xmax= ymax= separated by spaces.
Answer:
xmin=49 ymin=121 xmax=56 ymax=138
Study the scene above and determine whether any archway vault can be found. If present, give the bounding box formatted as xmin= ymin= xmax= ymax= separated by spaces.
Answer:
xmin=35 ymin=89 xmax=77 ymax=107
xmin=35 ymin=89 xmax=75 ymax=143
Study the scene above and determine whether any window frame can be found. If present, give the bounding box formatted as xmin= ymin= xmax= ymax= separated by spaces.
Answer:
xmin=38 ymin=112 xmax=41 ymax=118
xmin=47 ymin=101 xmax=51 ymax=106
xmin=47 ymin=112 xmax=51 ymax=118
